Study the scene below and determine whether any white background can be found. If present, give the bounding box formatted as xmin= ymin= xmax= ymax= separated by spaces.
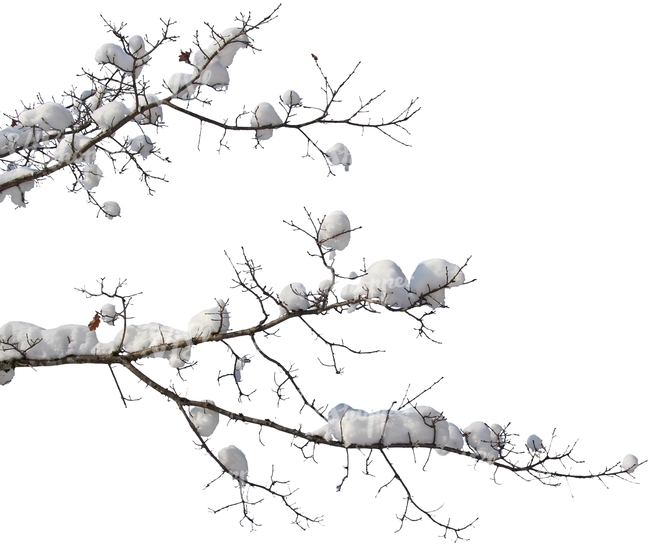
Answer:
xmin=1 ymin=1 xmax=648 ymax=545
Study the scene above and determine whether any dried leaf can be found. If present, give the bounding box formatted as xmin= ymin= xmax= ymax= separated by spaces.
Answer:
xmin=179 ymin=49 xmax=192 ymax=63
xmin=88 ymin=313 xmax=100 ymax=331
xmin=311 ymin=53 xmax=318 ymax=61
xmin=10 ymin=119 xmax=18 ymax=127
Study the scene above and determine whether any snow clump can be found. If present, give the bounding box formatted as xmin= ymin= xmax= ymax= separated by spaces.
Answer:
xmin=100 ymin=303 xmax=117 ymax=325
xmin=120 ymin=322 xmax=191 ymax=368
xmin=0 ymin=368 xmax=15 ymax=386
xmin=55 ymin=135 xmax=96 ymax=164
xmin=167 ymin=73 xmax=197 ymax=100
xmin=341 ymin=260 xmax=410 ymax=309
xmin=95 ymin=36 xmax=148 ymax=76
xmin=317 ymin=403 xmax=449 ymax=448
xmin=621 ymin=454 xmax=639 ymax=473
xmin=410 ymin=258 xmax=465 ymax=309
xmin=92 ymin=102 xmax=130 ymax=130
xmin=129 ymin=135 xmax=154 ymax=158
xmin=218 ymin=445 xmax=248 ymax=482
xmin=250 ymin=102 xmax=283 ymax=140
xmin=189 ymin=400 xmax=220 ymax=437
xmin=188 ymin=300 xmax=230 ymax=339
xmin=0 ymin=167 xmax=35 ymax=207
xmin=134 ymin=94 xmax=163 ymax=125
xmin=318 ymin=211 xmax=351 ymax=251
xmin=18 ymin=103 xmax=73 ymax=131
xmin=463 ymin=422 xmax=502 ymax=461
xmin=80 ymin=164 xmax=103 ymax=190
xmin=102 ymin=201 xmax=121 ymax=219
xmin=326 ymin=143 xmax=352 ymax=171
xmin=526 ymin=434 xmax=544 ymax=452
xmin=436 ymin=422 xmax=465 ymax=455
xmin=281 ymin=89 xmax=301 ymax=106
xmin=279 ymin=283 xmax=310 ymax=314
xmin=193 ymin=27 xmax=249 ymax=68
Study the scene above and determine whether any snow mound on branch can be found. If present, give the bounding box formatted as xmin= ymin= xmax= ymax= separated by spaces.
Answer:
xmin=95 ymin=43 xmax=134 ymax=72
xmin=218 ymin=445 xmax=248 ymax=482
xmin=80 ymin=164 xmax=103 ymax=190
xmin=318 ymin=211 xmax=351 ymax=251
xmin=102 ymin=201 xmax=121 ymax=219
xmin=281 ymin=89 xmax=301 ymax=106
xmin=464 ymin=422 xmax=502 ymax=461
xmin=621 ymin=454 xmax=638 ymax=473
xmin=133 ymin=94 xmax=163 ymax=125
xmin=194 ymin=27 xmax=250 ymax=68
xmin=279 ymin=283 xmax=310 ymax=314
xmin=0 ymin=127 xmax=41 ymax=155
xmin=0 ymin=321 xmax=117 ymax=361
xmin=18 ymin=103 xmax=74 ymax=131
xmin=341 ymin=260 xmax=410 ymax=309
xmin=326 ymin=143 xmax=352 ymax=171
xmin=167 ymin=73 xmax=197 ymax=100
xmin=188 ymin=300 xmax=230 ymax=339
xmin=0 ymin=368 xmax=15 ymax=386
xmin=189 ymin=400 xmax=220 ymax=437
xmin=120 ymin=322 xmax=191 ymax=368
xmin=100 ymin=303 xmax=117 ymax=325
xmin=129 ymin=135 xmax=154 ymax=158
xmin=54 ymin=134 xmax=96 ymax=164
xmin=526 ymin=434 xmax=544 ymax=452
xmin=95 ymin=38 xmax=148 ymax=76
xmin=198 ymin=60 xmax=229 ymax=89
xmin=92 ymin=102 xmax=130 ymax=130
xmin=435 ymin=422 xmax=464 ymax=455
xmin=0 ymin=167 xmax=36 ymax=207
xmin=410 ymin=259 xmax=465 ymax=309
xmin=250 ymin=102 xmax=283 ymax=140
xmin=318 ymin=403 xmax=449 ymax=448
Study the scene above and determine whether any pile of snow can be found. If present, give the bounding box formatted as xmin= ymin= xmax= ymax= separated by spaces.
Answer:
xmin=129 ymin=135 xmax=154 ymax=158
xmin=54 ymin=134 xmax=96 ymax=164
xmin=133 ymin=94 xmax=163 ymax=125
xmin=340 ymin=257 xmax=465 ymax=310
xmin=0 ymin=167 xmax=36 ymax=207
xmin=120 ymin=322 xmax=191 ymax=368
xmin=194 ymin=28 xmax=249 ymax=68
xmin=326 ymin=143 xmax=352 ymax=171
xmin=189 ymin=400 xmax=220 ymax=437
xmin=313 ymin=403 xmax=449 ymax=448
xmin=102 ymin=201 xmax=121 ymax=219
xmin=318 ymin=211 xmax=351 ymax=251
xmin=100 ymin=303 xmax=117 ymax=325
xmin=80 ymin=164 xmax=103 ymax=190
xmin=410 ymin=259 xmax=465 ymax=309
xmin=0 ymin=322 xmax=117 ymax=361
xmin=92 ymin=102 xmax=130 ymax=130
xmin=0 ymin=368 xmax=15 ymax=386
xmin=464 ymin=422 xmax=504 ymax=461
xmin=18 ymin=103 xmax=74 ymax=131
xmin=95 ymin=36 xmax=149 ymax=76
xmin=526 ymin=434 xmax=544 ymax=452
xmin=0 ymin=127 xmax=43 ymax=155
xmin=281 ymin=89 xmax=301 ymax=106
xmin=188 ymin=300 xmax=230 ymax=339
xmin=341 ymin=260 xmax=410 ymax=308
xmin=435 ymin=422 xmax=465 ymax=455
xmin=197 ymin=60 xmax=229 ymax=89
xmin=621 ymin=454 xmax=639 ymax=473
xmin=279 ymin=283 xmax=310 ymax=314
xmin=250 ymin=102 xmax=283 ymax=141
xmin=218 ymin=445 xmax=248 ymax=482
xmin=167 ymin=73 xmax=197 ymax=100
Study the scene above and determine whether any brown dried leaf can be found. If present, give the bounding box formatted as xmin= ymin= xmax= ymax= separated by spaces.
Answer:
xmin=311 ymin=53 xmax=318 ymax=61
xmin=179 ymin=49 xmax=192 ymax=63
xmin=88 ymin=313 xmax=101 ymax=331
